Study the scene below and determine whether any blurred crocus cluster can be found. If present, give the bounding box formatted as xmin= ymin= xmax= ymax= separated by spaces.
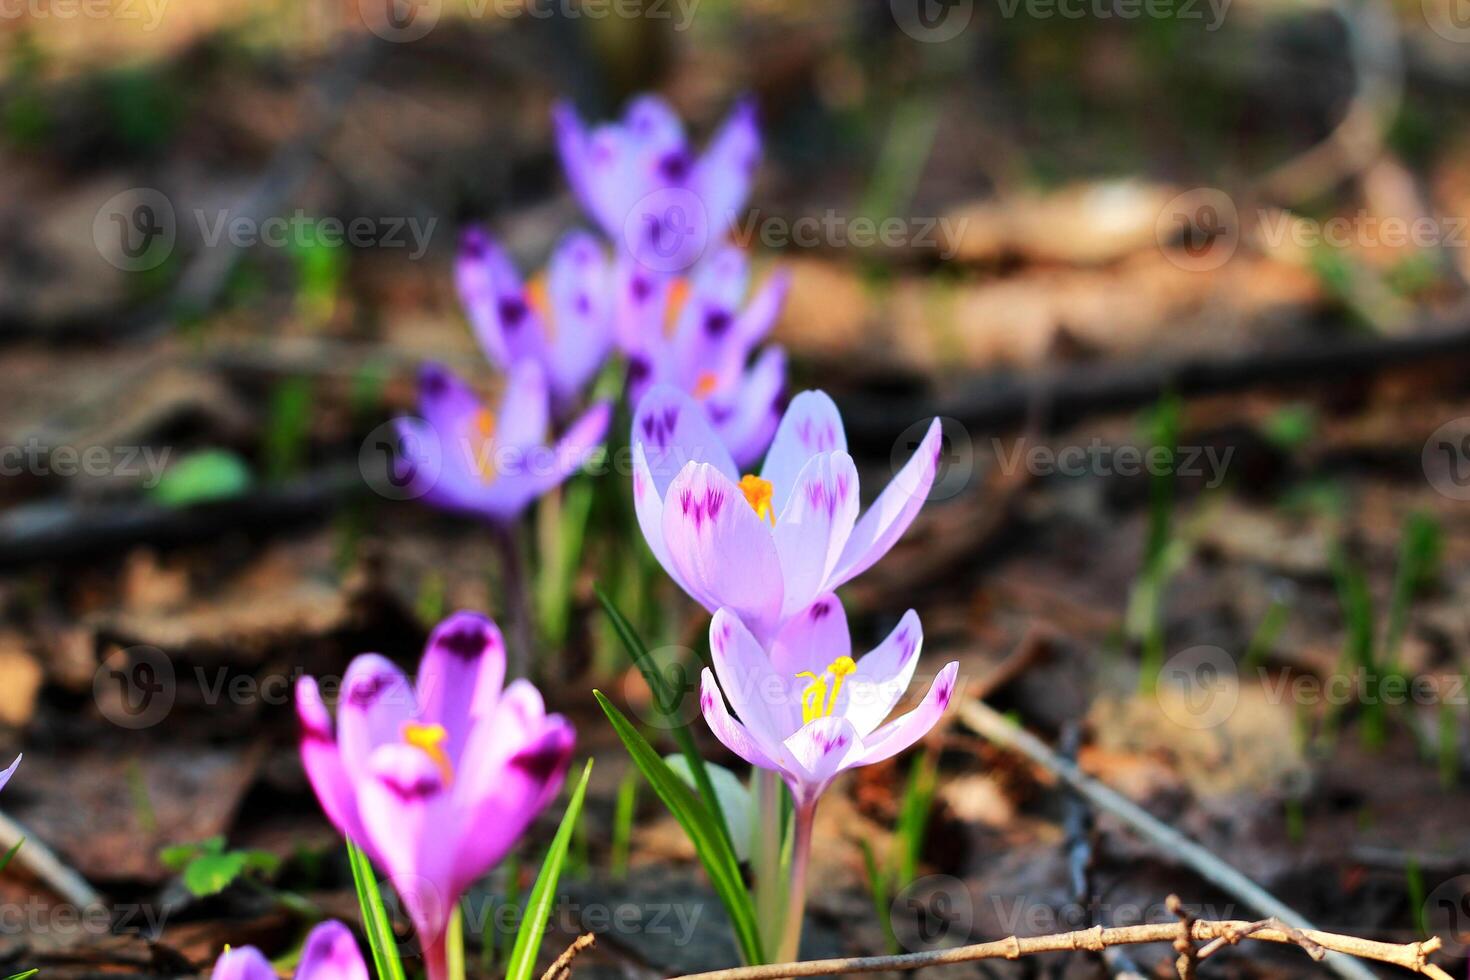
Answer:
xmin=396 ymin=94 xmax=787 ymax=527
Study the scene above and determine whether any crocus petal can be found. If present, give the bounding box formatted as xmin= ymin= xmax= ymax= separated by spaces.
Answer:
xmin=856 ymin=661 xmax=959 ymax=766
xmin=770 ymin=594 xmax=852 ymax=681
xmin=552 ymin=102 xmax=615 ymax=237
xmin=781 ymin=716 xmax=863 ymax=805
xmin=416 ymin=612 xmax=506 ymax=764
xmin=526 ymin=400 xmax=611 ymax=503
xmin=545 ymin=230 xmax=613 ymax=401
xmin=210 ymin=945 xmax=276 ymax=980
xmin=699 ymin=668 xmax=782 ymax=770
xmin=715 ymin=346 xmax=785 ymax=469
xmin=494 ymin=360 xmax=551 ymax=454
xmin=773 ymin=452 xmax=859 ymax=618
xmin=709 ymin=608 xmax=788 ymax=739
xmin=692 ymin=97 xmax=760 ymax=233
xmin=662 ymin=463 xmax=785 ymax=640
xmin=837 ymin=610 xmax=923 ymax=737
xmin=829 ymin=417 xmax=942 ymax=588
xmin=336 ymin=654 xmax=417 ymax=786
xmin=624 ymin=94 xmax=689 ymax=186
xmin=0 ymin=755 xmax=19 ymax=794
xmin=632 ymin=385 xmax=738 ymax=497
xmin=297 ymin=920 xmax=369 ymax=980
xmin=297 ymin=677 xmax=369 ymax=849
xmin=359 ymin=744 xmax=455 ymax=943
xmin=671 ymin=247 xmax=749 ymax=385
xmin=732 ymin=268 xmax=790 ymax=349
xmin=615 ymin=257 xmax=673 ymax=353
xmin=760 ymin=391 xmax=848 ymax=515
xmin=455 ymin=229 xmax=547 ymax=370
xmin=633 ymin=443 xmax=691 ymax=596
xmin=416 ymin=364 xmax=482 ymax=460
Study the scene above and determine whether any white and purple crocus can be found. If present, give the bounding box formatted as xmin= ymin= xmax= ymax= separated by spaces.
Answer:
xmin=701 ymin=598 xmax=958 ymax=809
xmin=211 ymin=921 xmax=366 ymax=980
xmin=631 ymin=386 xmax=944 ymax=645
xmin=394 ymin=360 xmax=610 ymax=526
xmin=455 ymin=227 xmax=615 ymax=411
xmin=554 ymin=93 xmax=759 ymax=274
xmin=297 ymin=613 xmax=576 ymax=980
xmin=625 ymin=247 xmax=790 ymax=467
xmin=0 ymin=756 xmax=18 ymax=793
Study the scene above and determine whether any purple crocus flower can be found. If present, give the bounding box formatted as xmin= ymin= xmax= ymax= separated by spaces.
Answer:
xmin=296 ymin=612 xmax=576 ymax=980
xmin=624 ymin=247 xmax=790 ymax=467
xmin=554 ymin=94 xmax=759 ymax=272
xmin=455 ymin=227 xmax=614 ymax=409
xmin=0 ymin=756 xmax=18 ymax=793
xmin=631 ymin=386 xmax=944 ymax=644
xmin=700 ymin=597 xmax=958 ymax=808
xmin=211 ymin=921 xmax=366 ymax=980
xmin=393 ymin=360 xmax=611 ymax=525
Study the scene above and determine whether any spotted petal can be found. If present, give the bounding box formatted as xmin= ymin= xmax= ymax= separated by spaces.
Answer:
xmin=856 ymin=661 xmax=959 ymax=766
xmin=830 ymin=417 xmax=943 ymax=588
xmin=835 ymin=610 xmax=924 ymax=737
xmin=760 ymin=391 xmax=847 ymax=515
xmin=774 ymin=452 xmax=859 ymax=618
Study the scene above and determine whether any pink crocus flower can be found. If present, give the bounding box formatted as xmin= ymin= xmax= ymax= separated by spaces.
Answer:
xmin=210 ymin=921 xmax=366 ymax=980
xmin=700 ymin=596 xmax=958 ymax=961
xmin=631 ymin=386 xmax=944 ymax=644
xmin=296 ymin=613 xmax=576 ymax=980
xmin=624 ymin=247 xmax=791 ymax=467
xmin=455 ymin=227 xmax=615 ymax=411
xmin=393 ymin=360 xmax=611 ymax=526
xmin=553 ymin=94 xmax=759 ymax=263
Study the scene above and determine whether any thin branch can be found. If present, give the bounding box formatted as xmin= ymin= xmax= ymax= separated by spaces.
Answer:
xmin=1165 ymin=895 xmax=1197 ymax=980
xmin=955 ymin=698 xmax=1379 ymax=980
xmin=665 ymin=919 xmax=1450 ymax=980
xmin=539 ymin=933 xmax=596 ymax=980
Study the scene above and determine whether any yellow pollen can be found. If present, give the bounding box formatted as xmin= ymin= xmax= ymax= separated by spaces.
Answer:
xmin=402 ymin=722 xmax=454 ymax=786
xmin=469 ymin=409 xmax=498 ymax=485
xmin=693 ymin=371 xmax=719 ymax=400
xmin=663 ymin=277 xmax=691 ymax=338
xmin=739 ymin=474 xmax=776 ymax=526
xmin=526 ymin=275 xmax=552 ymax=338
xmin=798 ymin=657 xmax=858 ymax=724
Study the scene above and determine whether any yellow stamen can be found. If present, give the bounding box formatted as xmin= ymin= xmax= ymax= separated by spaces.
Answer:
xmin=739 ymin=474 xmax=776 ymax=526
xmin=469 ymin=408 xmax=498 ymax=485
xmin=663 ymin=277 xmax=691 ymax=338
xmin=526 ymin=275 xmax=551 ymax=338
xmin=798 ymin=657 xmax=858 ymax=724
xmin=402 ymin=722 xmax=454 ymax=786
xmin=693 ymin=371 xmax=719 ymax=400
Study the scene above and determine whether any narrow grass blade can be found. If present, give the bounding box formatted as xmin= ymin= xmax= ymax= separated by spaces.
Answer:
xmin=347 ymin=840 xmax=407 ymax=980
xmin=596 ymin=691 xmax=764 ymax=964
xmin=5 ymin=969 xmax=38 ymax=980
xmin=858 ymin=839 xmax=898 ymax=955
xmin=595 ymin=585 xmax=736 ymax=854
xmin=0 ymin=837 xmax=24 ymax=874
xmin=503 ymin=759 xmax=594 ymax=980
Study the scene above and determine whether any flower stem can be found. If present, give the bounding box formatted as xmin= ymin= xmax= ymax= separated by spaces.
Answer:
xmin=493 ymin=521 xmax=534 ymax=680
xmin=445 ymin=903 xmax=465 ymax=980
xmin=776 ymin=799 xmax=817 ymax=964
xmin=753 ymin=769 xmax=786 ymax=955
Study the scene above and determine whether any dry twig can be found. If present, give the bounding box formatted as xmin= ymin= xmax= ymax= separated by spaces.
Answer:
xmin=665 ymin=920 xmax=1450 ymax=980
xmin=539 ymin=933 xmax=596 ymax=980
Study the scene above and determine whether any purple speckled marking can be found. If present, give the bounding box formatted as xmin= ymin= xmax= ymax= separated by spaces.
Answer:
xmin=658 ymin=149 xmax=692 ymax=182
xmin=382 ymin=771 xmax=442 ymax=801
xmin=422 ymin=368 xmax=449 ymax=397
xmin=703 ymin=308 xmax=732 ymax=336
xmin=498 ymin=296 xmax=529 ymax=328
xmin=630 ymin=275 xmax=652 ymax=303
xmin=896 ymin=627 xmax=917 ymax=661
xmin=574 ymin=293 xmax=591 ymax=316
xmin=678 ymin=480 xmax=728 ymax=531
xmin=438 ymin=625 xmax=490 ymax=661
xmin=511 ymin=739 xmax=565 ymax=783
xmin=639 ymin=402 xmax=681 ymax=448
xmin=460 ymin=229 xmax=487 ymax=258
xmin=300 ymin=716 xmax=333 ymax=742
xmin=809 ymin=600 xmax=831 ymax=621
xmin=347 ymin=673 xmax=393 ymax=708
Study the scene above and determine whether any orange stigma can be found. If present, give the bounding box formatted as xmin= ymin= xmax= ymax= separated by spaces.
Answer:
xmin=739 ymin=474 xmax=776 ymax=526
xmin=402 ymin=722 xmax=453 ymax=785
